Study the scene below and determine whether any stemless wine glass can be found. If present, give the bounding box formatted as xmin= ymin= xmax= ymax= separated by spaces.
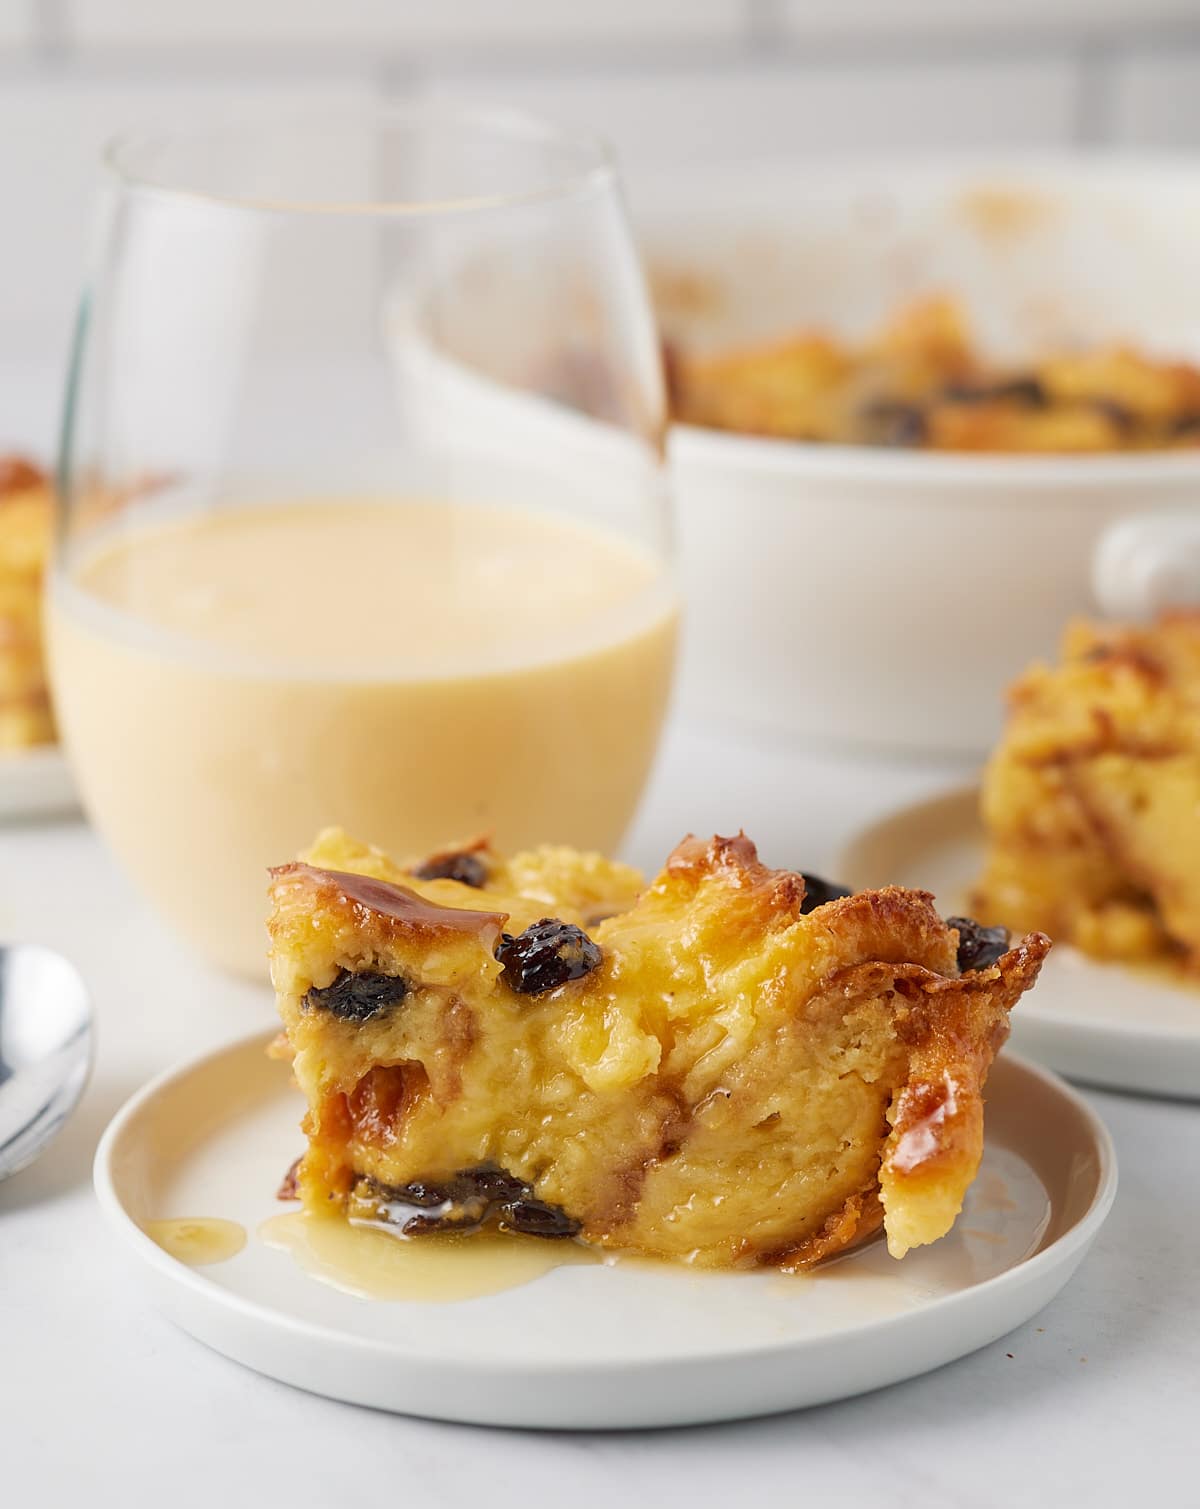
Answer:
xmin=48 ymin=105 xmax=677 ymax=978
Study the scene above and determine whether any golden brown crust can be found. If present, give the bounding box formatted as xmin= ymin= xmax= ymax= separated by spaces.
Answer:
xmin=666 ymin=831 xmax=815 ymax=926
xmin=880 ymin=936 xmax=1048 ymax=1217
xmin=0 ymin=457 xmax=45 ymax=496
xmin=666 ymin=830 xmax=765 ymax=878
xmin=769 ymin=1190 xmax=885 ymax=1272
xmin=764 ymin=932 xmax=1048 ymax=1264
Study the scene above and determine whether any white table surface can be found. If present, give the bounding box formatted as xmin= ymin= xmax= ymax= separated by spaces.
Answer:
xmin=1 ymin=720 xmax=1196 ymax=1509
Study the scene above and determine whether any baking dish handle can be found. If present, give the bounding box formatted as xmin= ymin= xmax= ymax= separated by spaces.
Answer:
xmin=1092 ymin=510 xmax=1200 ymax=619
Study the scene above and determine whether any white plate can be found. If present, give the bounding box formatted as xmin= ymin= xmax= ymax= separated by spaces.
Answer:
xmin=0 ymin=745 xmax=76 ymax=821
xmin=93 ymin=1029 xmax=1115 ymax=1429
xmin=840 ymin=786 xmax=1200 ymax=1099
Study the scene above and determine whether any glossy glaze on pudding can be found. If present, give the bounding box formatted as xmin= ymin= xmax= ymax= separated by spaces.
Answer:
xmin=0 ymin=456 xmax=54 ymax=750
xmin=668 ymin=294 xmax=1200 ymax=452
xmin=974 ymin=612 xmax=1200 ymax=965
xmin=269 ymin=828 xmax=1049 ymax=1269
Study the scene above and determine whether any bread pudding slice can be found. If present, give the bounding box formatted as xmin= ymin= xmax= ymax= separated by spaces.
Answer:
xmin=0 ymin=457 xmax=54 ymax=750
xmin=973 ymin=613 xmax=1200 ymax=965
xmin=269 ymin=829 xmax=1049 ymax=1268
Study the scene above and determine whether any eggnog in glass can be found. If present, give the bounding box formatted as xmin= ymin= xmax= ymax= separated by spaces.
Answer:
xmin=49 ymin=108 xmax=676 ymax=976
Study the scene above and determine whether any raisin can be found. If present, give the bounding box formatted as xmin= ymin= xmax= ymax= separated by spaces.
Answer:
xmin=496 ymin=918 xmax=602 ymax=994
xmin=942 ymin=376 xmax=1047 ymax=408
xmin=276 ymin=1157 xmax=302 ymax=1201
xmin=412 ymin=851 xmax=489 ymax=888
xmin=304 ymin=968 xmax=408 ymax=1022
xmin=946 ymin=915 xmax=1010 ymax=972
xmin=400 ymin=1197 xmax=489 ymax=1235
xmin=349 ymin=1168 xmax=580 ymax=1241
xmin=390 ymin=1177 xmax=456 ymax=1209
xmin=1089 ymin=397 xmax=1134 ymax=431
xmin=459 ymin=1163 xmax=529 ymax=1203
xmin=498 ymin=1198 xmax=582 ymax=1240
xmin=859 ymin=398 xmax=928 ymax=447
xmin=1000 ymin=376 xmax=1048 ymax=407
xmin=349 ymin=1176 xmax=462 ymax=1235
xmin=798 ymin=874 xmax=853 ymax=914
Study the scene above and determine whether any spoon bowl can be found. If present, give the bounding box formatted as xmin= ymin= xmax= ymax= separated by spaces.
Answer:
xmin=0 ymin=943 xmax=93 ymax=1181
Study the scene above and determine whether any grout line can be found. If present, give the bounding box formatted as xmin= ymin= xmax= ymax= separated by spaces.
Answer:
xmin=381 ymin=37 xmax=760 ymax=79
xmin=1075 ymin=42 xmax=1118 ymax=146
xmin=353 ymin=21 xmax=1200 ymax=75
xmin=746 ymin=0 xmax=782 ymax=49
xmin=0 ymin=39 xmax=767 ymax=88
xmin=766 ymin=17 xmax=1200 ymax=53
xmin=742 ymin=26 xmax=1200 ymax=67
xmin=0 ymin=43 xmax=390 ymax=81
xmin=30 ymin=0 xmax=67 ymax=60
xmin=3 ymin=25 xmax=1200 ymax=91
xmin=376 ymin=53 xmax=423 ymax=100
xmin=11 ymin=27 xmax=1198 ymax=82
xmin=369 ymin=37 xmax=1073 ymax=82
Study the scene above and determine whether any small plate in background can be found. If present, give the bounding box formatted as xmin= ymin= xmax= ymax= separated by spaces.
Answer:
xmin=94 ymin=1029 xmax=1114 ymax=1430
xmin=840 ymin=786 xmax=1200 ymax=1099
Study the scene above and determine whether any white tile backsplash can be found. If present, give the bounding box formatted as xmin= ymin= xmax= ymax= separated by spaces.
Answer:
xmin=778 ymin=0 xmax=1200 ymax=41
xmin=0 ymin=1 xmax=34 ymax=45
xmin=3 ymin=0 xmax=1200 ymax=376
xmin=420 ymin=57 xmax=1081 ymax=193
xmin=0 ymin=74 xmax=377 ymax=367
xmin=1109 ymin=49 xmax=1200 ymax=145
xmin=62 ymin=0 xmax=747 ymax=48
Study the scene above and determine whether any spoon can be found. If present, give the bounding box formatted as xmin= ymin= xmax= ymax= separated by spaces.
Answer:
xmin=0 ymin=943 xmax=93 ymax=1182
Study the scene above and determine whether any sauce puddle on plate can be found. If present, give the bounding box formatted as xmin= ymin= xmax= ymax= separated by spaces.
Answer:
xmin=142 ymin=1217 xmax=247 ymax=1266
xmin=260 ymin=1211 xmax=600 ymax=1303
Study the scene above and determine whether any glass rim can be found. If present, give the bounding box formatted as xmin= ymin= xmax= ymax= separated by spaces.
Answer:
xmin=102 ymin=100 xmax=618 ymax=218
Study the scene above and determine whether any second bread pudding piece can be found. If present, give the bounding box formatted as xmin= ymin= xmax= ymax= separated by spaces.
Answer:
xmin=972 ymin=612 xmax=1200 ymax=965
xmin=0 ymin=457 xmax=55 ymax=750
xmin=269 ymin=830 xmax=1049 ymax=1268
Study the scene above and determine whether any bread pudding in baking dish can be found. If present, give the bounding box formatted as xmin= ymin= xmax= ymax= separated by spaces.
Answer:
xmin=973 ymin=612 xmax=1200 ymax=966
xmin=668 ymin=294 xmax=1200 ymax=452
xmin=269 ymin=828 xmax=1049 ymax=1268
xmin=0 ymin=456 xmax=54 ymax=750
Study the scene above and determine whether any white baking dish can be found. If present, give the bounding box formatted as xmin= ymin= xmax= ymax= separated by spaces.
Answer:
xmin=640 ymin=155 xmax=1200 ymax=755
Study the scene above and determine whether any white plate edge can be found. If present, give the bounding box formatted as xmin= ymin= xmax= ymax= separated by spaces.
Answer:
xmin=91 ymin=1029 xmax=1119 ymax=1377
